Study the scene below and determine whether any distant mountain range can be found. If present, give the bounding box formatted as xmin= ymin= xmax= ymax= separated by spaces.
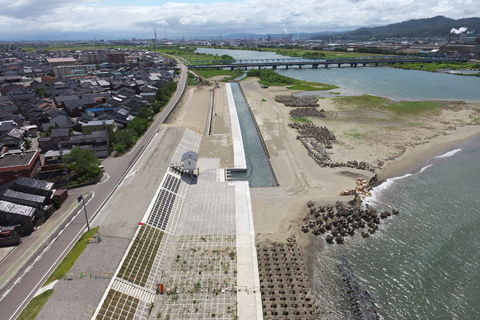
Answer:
xmin=212 ymin=16 xmax=480 ymax=41
xmin=323 ymin=16 xmax=480 ymax=40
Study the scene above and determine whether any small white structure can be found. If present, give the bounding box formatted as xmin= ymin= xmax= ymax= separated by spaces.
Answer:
xmin=181 ymin=151 xmax=198 ymax=175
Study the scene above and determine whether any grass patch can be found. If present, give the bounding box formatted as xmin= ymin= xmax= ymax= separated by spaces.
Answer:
xmin=290 ymin=117 xmax=312 ymax=123
xmin=194 ymin=69 xmax=243 ymax=80
xmin=408 ymin=122 xmax=425 ymax=127
xmin=187 ymin=72 xmax=200 ymax=85
xmin=344 ymin=130 xmax=363 ymax=139
xmin=247 ymin=69 xmax=338 ymax=91
xmin=392 ymin=62 xmax=480 ymax=73
xmin=334 ymin=95 xmax=387 ymax=108
xmin=287 ymin=83 xmax=338 ymax=91
xmin=209 ymin=46 xmax=386 ymax=58
xmin=334 ymin=95 xmax=445 ymax=116
xmin=45 ymin=227 xmax=99 ymax=285
xmin=329 ymin=91 xmax=341 ymax=95
xmin=152 ymin=46 xmax=234 ymax=65
xmin=117 ymin=225 xmax=163 ymax=286
xmin=385 ymin=101 xmax=443 ymax=115
xmin=17 ymin=289 xmax=54 ymax=320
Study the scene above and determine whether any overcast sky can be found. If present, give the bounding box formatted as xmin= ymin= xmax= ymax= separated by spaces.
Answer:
xmin=0 ymin=0 xmax=478 ymax=40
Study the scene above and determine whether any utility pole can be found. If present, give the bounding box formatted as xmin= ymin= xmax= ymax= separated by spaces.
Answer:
xmin=102 ymin=120 xmax=110 ymax=151
xmin=58 ymin=144 xmax=70 ymax=187
xmin=78 ymin=195 xmax=91 ymax=232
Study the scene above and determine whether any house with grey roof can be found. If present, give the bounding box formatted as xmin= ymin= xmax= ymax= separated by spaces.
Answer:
xmin=0 ymin=200 xmax=37 ymax=235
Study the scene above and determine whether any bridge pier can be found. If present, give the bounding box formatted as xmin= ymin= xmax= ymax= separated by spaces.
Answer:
xmin=189 ymin=56 xmax=469 ymax=72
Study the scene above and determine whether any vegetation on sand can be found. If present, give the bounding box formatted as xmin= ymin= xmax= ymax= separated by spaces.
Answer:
xmin=289 ymin=117 xmax=312 ymax=123
xmin=334 ymin=95 xmax=445 ymax=115
xmin=247 ymin=69 xmax=338 ymax=91
xmin=194 ymin=69 xmax=243 ymax=81
xmin=187 ymin=72 xmax=200 ymax=85
xmin=392 ymin=62 xmax=480 ymax=73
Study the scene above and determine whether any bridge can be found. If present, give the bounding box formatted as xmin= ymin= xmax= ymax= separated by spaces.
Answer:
xmin=188 ymin=55 xmax=470 ymax=70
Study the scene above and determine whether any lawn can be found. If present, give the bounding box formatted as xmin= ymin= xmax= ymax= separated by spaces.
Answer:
xmin=247 ymin=69 xmax=338 ymax=91
xmin=334 ymin=95 xmax=444 ymax=115
xmin=17 ymin=289 xmax=54 ymax=320
xmin=45 ymin=227 xmax=99 ymax=285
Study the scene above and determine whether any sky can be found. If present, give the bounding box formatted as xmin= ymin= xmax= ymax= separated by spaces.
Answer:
xmin=0 ymin=0 xmax=479 ymax=40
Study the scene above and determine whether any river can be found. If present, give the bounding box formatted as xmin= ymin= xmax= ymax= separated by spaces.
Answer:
xmin=197 ymin=47 xmax=480 ymax=319
xmin=195 ymin=47 xmax=480 ymax=101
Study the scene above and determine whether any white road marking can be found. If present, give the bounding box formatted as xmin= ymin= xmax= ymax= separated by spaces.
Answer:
xmin=99 ymin=173 xmax=110 ymax=184
xmin=0 ymin=191 xmax=96 ymax=319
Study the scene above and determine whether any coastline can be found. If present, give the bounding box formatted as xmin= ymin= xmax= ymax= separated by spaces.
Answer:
xmin=234 ymin=75 xmax=480 ymax=319
xmin=377 ymin=127 xmax=480 ymax=181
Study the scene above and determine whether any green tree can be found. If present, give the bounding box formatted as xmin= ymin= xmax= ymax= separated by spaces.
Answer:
xmin=129 ymin=117 xmax=150 ymax=136
xmin=35 ymin=87 xmax=49 ymax=98
xmin=63 ymin=148 xmax=102 ymax=183
xmin=137 ymin=107 xmax=153 ymax=120
xmin=112 ymin=128 xmax=137 ymax=153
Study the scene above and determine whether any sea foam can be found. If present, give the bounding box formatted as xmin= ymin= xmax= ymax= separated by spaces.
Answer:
xmin=434 ymin=148 xmax=462 ymax=159
xmin=364 ymin=164 xmax=434 ymax=207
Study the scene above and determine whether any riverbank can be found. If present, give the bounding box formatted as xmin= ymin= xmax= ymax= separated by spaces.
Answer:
xmin=391 ymin=61 xmax=480 ymax=75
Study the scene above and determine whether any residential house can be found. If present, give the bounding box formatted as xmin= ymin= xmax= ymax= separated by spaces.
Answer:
xmin=0 ymin=150 xmax=41 ymax=185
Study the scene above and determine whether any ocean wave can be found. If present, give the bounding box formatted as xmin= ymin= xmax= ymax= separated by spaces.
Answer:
xmin=435 ymin=148 xmax=462 ymax=159
xmin=364 ymin=164 xmax=434 ymax=206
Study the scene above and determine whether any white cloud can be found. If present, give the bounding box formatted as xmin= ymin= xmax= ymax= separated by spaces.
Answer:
xmin=0 ymin=0 xmax=478 ymax=39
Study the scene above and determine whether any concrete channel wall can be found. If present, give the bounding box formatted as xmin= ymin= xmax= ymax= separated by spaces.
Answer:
xmin=226 ymin=83 xmax=248 ymax=171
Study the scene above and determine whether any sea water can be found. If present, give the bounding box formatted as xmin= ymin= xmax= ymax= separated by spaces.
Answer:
xmin=337 ymin=136 xmax=480 ymax=319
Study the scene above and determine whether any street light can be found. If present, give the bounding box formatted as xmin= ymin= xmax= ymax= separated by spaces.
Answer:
xmin=77 ymin=195 xmax=91 ymax=232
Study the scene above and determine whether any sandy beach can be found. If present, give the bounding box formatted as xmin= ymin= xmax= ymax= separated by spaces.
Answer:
xmin=238 ymin=77 xmax=480 ymax=243
xmin=169 ymin=75 xmax=480 ymax=319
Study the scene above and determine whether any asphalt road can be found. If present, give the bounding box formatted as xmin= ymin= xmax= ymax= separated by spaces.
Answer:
xmin=0 ymin=64 xmax=188 ymax=320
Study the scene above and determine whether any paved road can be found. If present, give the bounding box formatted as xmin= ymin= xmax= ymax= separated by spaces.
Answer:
xmin=0 ymin=64 xmax=187 ymax=320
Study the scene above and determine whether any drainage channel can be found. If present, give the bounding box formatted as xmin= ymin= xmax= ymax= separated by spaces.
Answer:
xmin=228 ymin=82 xmax=277 ymax=187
